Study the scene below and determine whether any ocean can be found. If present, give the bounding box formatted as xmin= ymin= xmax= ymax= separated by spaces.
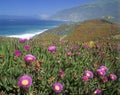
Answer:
xmin=0 ymin=19 xmax=67 ymax=39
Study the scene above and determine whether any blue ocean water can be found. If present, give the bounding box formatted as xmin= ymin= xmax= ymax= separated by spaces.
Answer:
xmin=0 ymin=19 xmax=67 ymax=39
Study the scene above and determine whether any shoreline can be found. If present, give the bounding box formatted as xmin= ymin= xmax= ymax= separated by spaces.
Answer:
xmin=5 ymin=29 xmax=48 ymax=39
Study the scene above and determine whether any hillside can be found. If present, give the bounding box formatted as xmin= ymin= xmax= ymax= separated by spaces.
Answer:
xmin=65 ymin=19 xmax=120 ymax=42
xmin=49 ymin=0 xmax=120 ymax=22
xmin=33 ymin=19 xmax=120 ymax=45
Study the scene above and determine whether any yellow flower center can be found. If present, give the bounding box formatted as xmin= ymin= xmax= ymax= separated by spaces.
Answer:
xmin=94 ymin=91 xmax=97 ymax=94
xmin=22 ymin=79 xmax=29 ymax=85
xmin=86 ymin=73 xmax=90 ymax=77
xmin=100 ymin=72 xmax=103 ymax=74
xmin=55 ymin=85 xmax=60 ymax=91
xmin=28 ymin=57 xmax=33 ymax=61
xmin=101 ymin=68 xmax=104 ymax=71
xmin=111 ymin=76 xmax=114 ymax=79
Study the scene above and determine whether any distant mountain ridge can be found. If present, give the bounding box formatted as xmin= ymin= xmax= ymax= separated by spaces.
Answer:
xmin=49 ymin=0 xmax=120 ymax=22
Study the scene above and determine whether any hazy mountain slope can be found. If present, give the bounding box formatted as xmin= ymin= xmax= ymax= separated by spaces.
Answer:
xmin=49 ymin=0 xmax=120 ymax=22
xmin=34 ymin=19 xmax=120 ymax=45
xmin=38 ymin=23 xmax=79 ymax=36
xmin=65 ymin=19 xmax=120 ymax=42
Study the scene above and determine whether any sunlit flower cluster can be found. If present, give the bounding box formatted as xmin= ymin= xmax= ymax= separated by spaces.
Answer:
xmin=96 ymin=65 xmax=117 ymax=83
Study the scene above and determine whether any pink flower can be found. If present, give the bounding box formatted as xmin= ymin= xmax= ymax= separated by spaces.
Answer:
xmin=24 ymin=54 xmax=36 ymax=63
xmin=115 ymin=46 xmax=120 ymax=51
xmin=19 ymin=38 xmax=27 ymax=43
xmin=99 ymin=51 xmax=105 ymax=55
xmin=69 ymin=45 xmax=78 ymax=50
xmin=109 ymin=74 xmax=117 ymax=81
xmin=84 ymin=70 xmax=93 ymax=79
xmin=101 ymin=76 xmax=108 ymax=83
xmin=14 ymin=50 xmax=21 ymax=57
xmin=52 ymin=82 xmax=63 ymax=93
xmin=47 ymin=46 xmax=56 ymax=52
xmin=67 ymin=52 xmax=72 ymax=56
xmin=96 ymin=45 xmax=101 ymax=49
xmin=94 ymin=88 xmax=102 ymax=95
xmin=59 ymin=70 xmax=65 ymax=77
xmin=84 ymin=45 xmax=89 ymax=49
xmin=82 ymin=76 xmax=89 ymax=82
xmin=24 ymin=45 xmax=30 ymax=50
xmin=99 ymin=65 xmax=108 ymax=72
xmin=18 ymin=75 xmax=32 ymax=88
xmin=97 ymin=69 xmax=106 ymax=76
xmin=75 ymin=52 xmax=81 ymax=55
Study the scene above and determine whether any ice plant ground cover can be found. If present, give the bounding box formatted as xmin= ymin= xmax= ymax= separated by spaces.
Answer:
xmin=0 ymin=38 xmax=120 ymax=95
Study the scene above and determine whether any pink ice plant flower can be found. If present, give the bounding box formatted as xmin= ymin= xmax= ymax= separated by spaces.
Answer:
xmin=101 ymin=76 xmax=108 ymax=83
xmin=99 ymin=65 xmax=108 ymax=72
xmin=84 ymin=70 xmax=93 ymax=79
xmin=97 ymin=69 xmax=106 ymax=76
xmin=75 ymin=52 xmax=81 ymax=55
xmin=96 ymin=45 xmax=101 ymax=49
xmin=47 ymin=46 xmax=56 ymax=52
xmin=69 ymin=45 xmax=78 ymax=50
xmin=82 ymin=76 xmax=89 ymax=82
xmin=59 ymin=70 xmax=65 ymax=77
xmin=115 ymin=46 xmax=120 ymax=51
xmin=84 ymin=45 xmax=89 ymax=49
xmin=109 ymin=74 xmax=117 ymax=81
xmin=52 ymin=82 xmax=63 ymax=93
xmin=67 ymin=52 xmax=72 ymax=56
xmin=24 ymin=45 xmax=31 ymax=50
xmin=94 ymin=88 xmax=102 ymax=95
xmin=14 ymin=50 xmax=21 ymax=57
xmin=98 ymin=51 xmax=105 ymax=55
xmin=19 ymin=38 xmax=27 ymax=43
xmin=18 ymin=75 xmax=32 ymax=88
xmin=24 ymin=54 xmax=36 ymax=63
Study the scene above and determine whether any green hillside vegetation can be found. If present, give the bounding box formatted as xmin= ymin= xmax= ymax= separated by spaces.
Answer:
xmin=65 ymin=19 xmax=120 ymax=43
xmin=33 ymin=19 xmax=120 ymax=46
xmin=39 ymin=23 xmax=78 ymax=36
xmin=33 ymin=33 xmax=60 ymax=46
xmin=34 ymin=22 xmax=79 ymax=46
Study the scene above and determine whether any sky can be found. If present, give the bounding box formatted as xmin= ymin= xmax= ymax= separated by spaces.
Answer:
xmin=0 ymin=0 xmax=100 ymax=18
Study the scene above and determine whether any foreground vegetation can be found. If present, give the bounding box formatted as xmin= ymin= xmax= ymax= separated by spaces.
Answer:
xmin=0 ymin=37 xmax=120 ymax=95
